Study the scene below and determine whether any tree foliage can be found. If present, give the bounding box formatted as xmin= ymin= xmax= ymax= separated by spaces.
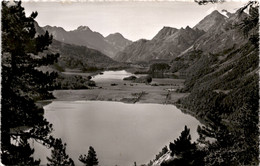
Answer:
xmin=1 ymin=1 xmax=73 ymax=165
xmin=155 ymin=146 xmax=168 ymax=160
xmin=47 ymin=139 xmax=75 ymax=166
xmin=169 ymin=126 xmax=195 ymax=156
xmin=79 ymin=146 xmax=99 ymax=166
xmin=1 ymin=137 xmax=41 ymax=166
xmin=161 ymin=126 xmax=204 ymax=166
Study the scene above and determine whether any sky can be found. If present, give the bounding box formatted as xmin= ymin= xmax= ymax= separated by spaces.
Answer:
xmin=22 ymin=1 xmax=247 ymax=41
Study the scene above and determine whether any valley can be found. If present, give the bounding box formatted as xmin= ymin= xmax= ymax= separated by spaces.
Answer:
xmin=52 ymin=70 xmax=188 ymax=105
xmin=3 ymin=1 xmax=258 ymax=166
xmin=35 ymin=7 xmax=258 ymax=166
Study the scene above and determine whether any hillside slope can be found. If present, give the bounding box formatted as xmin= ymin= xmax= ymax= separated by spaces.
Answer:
xmin=105 ymin=33 xmax=132 ymax=53
xmin=192 ymin=10 xmax=248 ymax=55
xmin=35 ymin=22 xmax=121 ymax=72
xmin=49 ymin=40 xmax=120 ymax=71
xmin=193 ymin=10 xmax=226 ymax=31
xmin=115 ymin=26 xmax=204 ymax=63
xmin=171 ymin=10 xmax=250 ymax=76
xmin=149 ymin=7 xmax=259 ymax=166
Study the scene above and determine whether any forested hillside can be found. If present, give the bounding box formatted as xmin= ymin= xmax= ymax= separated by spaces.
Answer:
xmin=149 ymin=2 xmax=259 ymax=166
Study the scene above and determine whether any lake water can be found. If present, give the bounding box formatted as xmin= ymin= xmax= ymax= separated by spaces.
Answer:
xmin=33 ymin=70 xmax=201 ymax=166
xmin=92 ymin=70 xmax=146 ymax=83
xmin=34 ymin=101 xmax=201 ymax=166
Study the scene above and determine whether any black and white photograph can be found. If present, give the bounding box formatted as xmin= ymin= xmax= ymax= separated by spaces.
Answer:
xmin=1 ymin=0 xmax=259 ymax=165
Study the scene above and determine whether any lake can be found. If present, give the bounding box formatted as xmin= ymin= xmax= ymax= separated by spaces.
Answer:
xmin=34 ymin=101 xmax=201 ymax=166
xmin=92 ymin=70 xmax=139 ymax=83
xmin=33 ymin=70 xmax=200 ymax=166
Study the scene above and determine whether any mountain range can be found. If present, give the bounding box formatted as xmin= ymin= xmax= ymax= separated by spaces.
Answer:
xmin=41 ymin=25 xmax=132 ymax=58
xmin=35 ymin=22 xmax=122 ymax=72
xmin=37 ymin=9 xmax=249 ymax=71
xmin=114 ymin=26 xmax=205 ymax=62
xmin=115 ymin=10 xmax=248 ymax=63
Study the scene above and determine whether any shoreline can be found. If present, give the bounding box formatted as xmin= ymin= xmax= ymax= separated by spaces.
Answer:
xmin=41 ymin=88 xmax=206 ymax=125
xmin=39 ymin=73 xmax=206 ymax=127
xmin=51 ymin=86 xmax=188 ymax=105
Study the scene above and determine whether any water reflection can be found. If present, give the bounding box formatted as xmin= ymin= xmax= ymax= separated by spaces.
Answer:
xmin=92 ymin=70 xmax=136 ymax=82
xmin=34 ymin=101 xmax=201 ymax=166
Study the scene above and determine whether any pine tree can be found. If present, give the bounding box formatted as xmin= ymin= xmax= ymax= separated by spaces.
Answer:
xmin=1 ymin=136 xmax=41 ymax=166
xmin=169 ymin=126 xmax=195 ymax=156
xmin=79 ymin=146 xmax=99 ymax=166
xmin=164 ymin=126 xmax=204 ymax=166
xmin=47 ymin=139 xmax=75 ymax=166
xmin=1 ymin=1 xmax=62 ymax=165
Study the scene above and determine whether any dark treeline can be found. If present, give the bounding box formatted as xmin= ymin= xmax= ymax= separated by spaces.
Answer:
xmin=1 ymin=1 xmax=74 ymax=165
xmin=1 ymin=2 xmax=100 ymax=165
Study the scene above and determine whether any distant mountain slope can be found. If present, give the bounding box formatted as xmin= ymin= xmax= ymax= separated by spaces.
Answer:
xmin=192 ymin=10 xmax=248 ymax=55
xmin=115 ymin=26 xmax=204 ymax=62
xmin=42 ymin=25 xmax=132 ymax=58
xmin=105 ymin=33 xmax=132 ymax=53
xmin=115 ymin=10 xmax=248 ymax=63
xmin=171 ymin=10 xmax=251 ymax=77
xmin=114 ymin=39 xmax=150 ymax=62
xmin=152 ymin=26 xmax=178 ymax=40
xmin=35 ymin=22 xmax=121 ymax=71
xmin=50 ymin=40 xmax=120 ymax=71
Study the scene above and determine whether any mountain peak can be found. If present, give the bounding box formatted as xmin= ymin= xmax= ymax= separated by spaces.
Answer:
xmin=77 ymin=26 xmax=92 ymax=31
xmin=106 ymin=32 xmax=132 ymax=43
xmin=162 ymin=26 xmax=175 ymax=30
xmin=115 ymin=32 xmax=122 ymax=36
xmin=105 ymin=32 xmax=132 ymax=53
xmin=185 ymin=26 xmax=192 ymax=30
xmin=43 ymin=25 xmax=66 ymax=32
xmin=211 ymin=10 xmax=221 ymax=15
xmin=208 ymin=10 xmax=225 ymax=18
xmin=106 ymin=32 xmax=124 ymax=39
xmin=193 ymin=9 xmax=226 ymax=32
xmin=152 ymin=26 xmax=178 ymax=40
xmin=208 ymin=10 xmax=226 ymax=19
